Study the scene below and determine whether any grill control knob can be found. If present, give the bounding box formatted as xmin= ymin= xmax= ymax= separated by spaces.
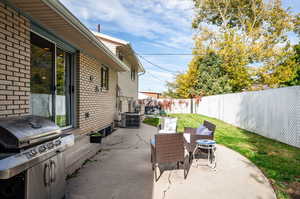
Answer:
xmin=54 ymin=140 xmax=62 ymax=146
xmin=30 ymin=149 xmax=37 ymax=156
xmin=23 ymin=152 xmax=31 ymax=159
xmin=38 ymin=145 xmax=47 ymax=153
xmin=47 ymin=142 xmax=54 ymax=149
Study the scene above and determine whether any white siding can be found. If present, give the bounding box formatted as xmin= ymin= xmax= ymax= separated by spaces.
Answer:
xmin=95 ymin=36 xmax=139 ymax=113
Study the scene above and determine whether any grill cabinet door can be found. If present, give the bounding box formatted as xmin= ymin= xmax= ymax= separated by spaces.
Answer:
xmin=26 ymin=160 xmax=50 ymax=199
xmin=49 ymin=152 xmax=66 ymax=199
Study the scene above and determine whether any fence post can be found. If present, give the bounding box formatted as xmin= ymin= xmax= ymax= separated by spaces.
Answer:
xmin=190 ymin=98 xmax=193 ymax=114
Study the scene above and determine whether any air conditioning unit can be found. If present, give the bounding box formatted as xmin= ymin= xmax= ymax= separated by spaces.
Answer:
xmin=120 ymin=112 xmax=140 ymax=128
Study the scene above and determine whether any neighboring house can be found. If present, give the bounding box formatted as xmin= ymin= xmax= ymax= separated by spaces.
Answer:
xmin=0 ymin=0 xmax=130 ymax=174
xmin=138 ymin=92 xmax=150 ymax=99
xmin=139 ymin=91 xmax=162 ymax=99
xmin=93 ymin=31 xmax=145 ymax=117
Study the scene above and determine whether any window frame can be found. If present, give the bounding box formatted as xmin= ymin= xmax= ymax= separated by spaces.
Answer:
xmin=118 ymin=51 xmax=123 ymax=61
xmin=101 ymin=65 xmax=109 ymax=91
xmin=55 ymin=48 xmax=74 ymax=129
xmin=30 ymin=31 xmax=75 ymax=130
xmin=131 ymin=68 xmax=136 ymax=81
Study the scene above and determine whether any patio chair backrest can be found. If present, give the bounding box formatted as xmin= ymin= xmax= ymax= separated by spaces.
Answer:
xmin=183 ymin=120 xmax=216 ymax=153
xmin=203 ymin=120 xmax=216 ymax=133
xmin=155 ymin=133 xmax=184 ymax=163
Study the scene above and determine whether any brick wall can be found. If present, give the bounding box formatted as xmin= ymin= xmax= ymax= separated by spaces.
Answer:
xmin=76 ymin=53 xmax=117 ymax=133
xmin=0 ymin=2 xmax=30 ymax=117
xmin=0 ymin=2 xmax=118 ymax=127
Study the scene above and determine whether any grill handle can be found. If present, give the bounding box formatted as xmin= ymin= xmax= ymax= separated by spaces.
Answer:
xmin=50 ymin=160 xmax=56 ymax=183
xmin=28 ymin=122 xmax=42 ymax=129
xmin=44 ymin=163 xmax=50 ymax=187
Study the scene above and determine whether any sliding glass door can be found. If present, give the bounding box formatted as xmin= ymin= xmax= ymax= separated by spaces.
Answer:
xmin=30 ymin=32 xmax=55 ymax=120
xmin=30 ymin=32 xmax=73 ymax=128
xmin=56 ymin=49 xmax=71 ymax=127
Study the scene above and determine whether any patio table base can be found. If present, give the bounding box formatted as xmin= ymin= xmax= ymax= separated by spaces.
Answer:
xmin=192 ymin=139 xmax=217 ymax=169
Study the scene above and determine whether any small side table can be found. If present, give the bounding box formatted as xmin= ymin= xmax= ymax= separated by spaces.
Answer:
xmin=193 ymin=139 xmax=217 ymax=169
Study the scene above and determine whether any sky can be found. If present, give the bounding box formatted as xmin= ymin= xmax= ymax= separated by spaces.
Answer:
xmin=60 ymin=0 xmax=300 ymax=93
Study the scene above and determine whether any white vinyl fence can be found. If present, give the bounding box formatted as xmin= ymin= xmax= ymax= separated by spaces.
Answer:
xmin=157 ymin=99 xmax=193 ymax=114
xmin=159 ymin=86 xmax=300 ymax=148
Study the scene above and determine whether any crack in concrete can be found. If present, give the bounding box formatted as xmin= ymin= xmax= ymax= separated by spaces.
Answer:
xmin=113 ymin=133 xmax=149 ymax=150
xmin=103 ymin=136 xmax=124 ymax=147
xmin=162 ymin=170 xmax=173 ymax=199
xmin=103 ymin=134 xmax=144 ymax=151
xmin=126 ymin=133 xmax=151 ymax=150
xmin=135 ymin=133 xmax=150 ymax=146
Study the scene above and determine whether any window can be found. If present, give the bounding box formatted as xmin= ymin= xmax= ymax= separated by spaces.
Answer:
xmin=118 ymin=52 xmax=123 ymax=61
xmin=131 ymin=69 xmax=136 ymax=81
xmin=30 ymin=32 xmax=74 ymax=128
xmin=101 ymin=66 xmax=109 ymax=90
xmin=56 ymin=48 xmax=72 ymax=127
xmin=30 ymin=32 xmax=54 ymax=119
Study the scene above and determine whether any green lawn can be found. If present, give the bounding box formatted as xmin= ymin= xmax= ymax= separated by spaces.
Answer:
xmin=143 ymin=117 xmax=160 ymax=127
xmin=143 ymin=114 xmax=300 ymax=199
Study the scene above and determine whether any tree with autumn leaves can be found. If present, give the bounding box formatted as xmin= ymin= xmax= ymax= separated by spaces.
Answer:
xmin=165 ymin=0 xmax=300 ymax=98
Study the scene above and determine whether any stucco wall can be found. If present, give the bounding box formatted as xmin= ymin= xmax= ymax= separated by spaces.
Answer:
xmin=118 ymin=70 xmax=138 ymax=100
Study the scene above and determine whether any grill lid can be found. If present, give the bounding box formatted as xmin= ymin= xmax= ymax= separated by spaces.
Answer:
xmin=0 ymin=115 xmax=61 ymax=149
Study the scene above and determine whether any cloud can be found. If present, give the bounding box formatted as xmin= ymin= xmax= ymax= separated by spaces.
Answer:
xmin=60 ymin=0 xmax=195 ymax=92
xmin=60 ymin=0 xmax=195 ymax=46
xmin=155 ymin=33 xmax=194 ymax=49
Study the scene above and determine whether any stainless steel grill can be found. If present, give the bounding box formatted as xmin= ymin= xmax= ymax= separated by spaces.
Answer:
xmin=0 ymin=115 xmax=61 ymax=150
xmin=0 ymin=115 xmax=74 ymax=199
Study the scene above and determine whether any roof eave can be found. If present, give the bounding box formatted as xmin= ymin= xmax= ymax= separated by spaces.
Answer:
xmin=125 ymin=43 xmax=145 ymax=73
xmin=42 ymin=0 xmax=130 ymax=72
xmin=92 ymin=31 xmax=129 ymax=45
xmin=92 ymin=31 xmax=144 ymax=73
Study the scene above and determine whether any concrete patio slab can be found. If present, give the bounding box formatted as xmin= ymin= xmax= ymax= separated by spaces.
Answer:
xmin=66 ymin=124 xmax=276 ymax=199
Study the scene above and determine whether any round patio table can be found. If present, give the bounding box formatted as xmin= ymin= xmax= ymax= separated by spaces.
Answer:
xmin=193 ymin=139 xmax=217 ymax=169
